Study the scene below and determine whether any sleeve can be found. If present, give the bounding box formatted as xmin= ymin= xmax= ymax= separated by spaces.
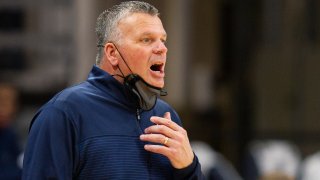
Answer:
xmin=22 ymin=106 xmax=78 ymax=180
xmin=173 ymin=154 xmax=205 ymax=180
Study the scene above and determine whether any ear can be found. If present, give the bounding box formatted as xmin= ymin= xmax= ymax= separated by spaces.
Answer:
xmin=104 ymin=43 xmax=119 ymax=66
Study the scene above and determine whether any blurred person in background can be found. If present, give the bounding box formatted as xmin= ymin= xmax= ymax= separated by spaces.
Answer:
xmin=299 ymin=151 xmax=320 ymax=180
xmin=244 ymin=140 xmax=300 ymax=180
xmin=22 ymin=1 xmax=204 ymax=179
xmin=0 ymin=82 xmax=22 ymax=179
xmin=191 ymin=141 xmax=243 ymax=180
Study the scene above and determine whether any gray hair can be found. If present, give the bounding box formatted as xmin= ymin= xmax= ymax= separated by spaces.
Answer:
xmin=95 ymin=1 xmax=159 ymax=65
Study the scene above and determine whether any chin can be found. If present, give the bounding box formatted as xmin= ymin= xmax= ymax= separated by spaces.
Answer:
xmin=145 ymin=77 xmax=164 ymax=88
xmin=151 ymin=82 xmax=164 ymax=88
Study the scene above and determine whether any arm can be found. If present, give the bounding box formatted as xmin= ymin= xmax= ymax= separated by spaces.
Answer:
xmin=22 ymin=106 xmax=78 ymax=180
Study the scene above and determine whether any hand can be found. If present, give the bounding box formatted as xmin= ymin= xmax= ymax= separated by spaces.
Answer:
xmin=139 ymin=112 xmax=194 ymax=169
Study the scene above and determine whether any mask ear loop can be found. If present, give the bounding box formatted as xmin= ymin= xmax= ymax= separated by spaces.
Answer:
xmin=112 ymin=65 xmax=125 ymax=78
xmin=109 ymin=42 xmax=134 ymax=74
xmin=97 ymin=42 xmax=131 ymax=79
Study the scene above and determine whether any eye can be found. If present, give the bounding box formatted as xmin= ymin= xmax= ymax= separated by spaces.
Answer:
xmin=161 ymin=38 xmax=167 ymax=44
xmin=141 ymin=38 xmax=152 ymax=44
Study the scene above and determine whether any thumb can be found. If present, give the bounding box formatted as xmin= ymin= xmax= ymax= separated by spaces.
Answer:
xmin=164 ymin=112 xmax=171 ymax=120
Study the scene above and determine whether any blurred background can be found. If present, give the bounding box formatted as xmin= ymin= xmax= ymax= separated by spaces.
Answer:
xmin=0 ymin=0 xmax=319 ymax=179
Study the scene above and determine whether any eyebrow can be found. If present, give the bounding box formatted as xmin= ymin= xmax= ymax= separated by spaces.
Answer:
xmin=140 ymin=32 xmax=167 ymax=38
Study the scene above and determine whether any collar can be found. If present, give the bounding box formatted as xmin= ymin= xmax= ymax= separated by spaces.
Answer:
xmin=87 ymin=65 xmax=139 ymax=110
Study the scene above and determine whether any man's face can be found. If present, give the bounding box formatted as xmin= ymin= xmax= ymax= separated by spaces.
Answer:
xmin=116 ymin=13 xmax=167 ymax=88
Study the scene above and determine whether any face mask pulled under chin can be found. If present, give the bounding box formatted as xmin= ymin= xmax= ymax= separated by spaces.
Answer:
xmin=124 ymin=74 xmax=167 ymax=111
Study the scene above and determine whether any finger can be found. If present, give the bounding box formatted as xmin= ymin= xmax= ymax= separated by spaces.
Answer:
xmin=143 ymin=144 xmax=172 ymax=157
xmin=140 ymin=134 xmax=176 ymax=147
xmin=163 ymin=112 xmax=171 ymax=120
xmin=150 ymin=116 xmax=182 ymax=132
xmin=144 ymin=124 xmax=177 ymax=138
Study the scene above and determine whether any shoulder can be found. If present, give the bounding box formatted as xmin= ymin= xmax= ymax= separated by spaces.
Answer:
xmin=29 ymin=82 xmax=93 ymax=129
xmin=51 ymin=82 xmax=92 ymax=104
xmin=41 ymin=81 xmax=100 ymax=111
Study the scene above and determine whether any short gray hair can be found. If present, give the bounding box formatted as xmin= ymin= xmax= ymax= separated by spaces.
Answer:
xmin=95 ymin=1 xmax=159 ymax=65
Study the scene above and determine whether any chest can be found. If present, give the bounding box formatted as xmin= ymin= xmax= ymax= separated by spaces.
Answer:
xmin=74 ymin=104 xmax=173 ymax=179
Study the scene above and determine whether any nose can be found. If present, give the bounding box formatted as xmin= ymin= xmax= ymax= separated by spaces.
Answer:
xmin=153 ymin=40 xmax=167 ymax=55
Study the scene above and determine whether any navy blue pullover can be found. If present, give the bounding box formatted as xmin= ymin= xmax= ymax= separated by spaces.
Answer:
xmin=22 ymin=66 xmax=204 ymax=180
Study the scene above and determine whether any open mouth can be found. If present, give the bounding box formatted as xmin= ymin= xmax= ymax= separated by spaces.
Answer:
xmin=150 ymin=63 xmax=163 ymax=72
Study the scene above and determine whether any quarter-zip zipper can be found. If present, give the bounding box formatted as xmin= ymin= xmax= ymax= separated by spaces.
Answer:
xmin=135 ymin=108 xmax=143 ymax=134
xmin=136 ymin=108 xmax=141 ymax=121
xmin=136 ymin=108 xmax=151 ymax=178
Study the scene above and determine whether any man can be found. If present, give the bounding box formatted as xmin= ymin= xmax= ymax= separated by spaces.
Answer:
xmin=22 ymin=1 xmax=204 ymax=179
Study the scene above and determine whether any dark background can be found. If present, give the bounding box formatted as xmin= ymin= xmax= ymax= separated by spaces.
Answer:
xmin=1 ymin=0 xmax=319 ymax=177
